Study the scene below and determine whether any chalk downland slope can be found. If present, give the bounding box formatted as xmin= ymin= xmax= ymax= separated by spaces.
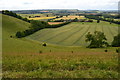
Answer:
xmin=27 ymin=22 xmax=118 ymax=46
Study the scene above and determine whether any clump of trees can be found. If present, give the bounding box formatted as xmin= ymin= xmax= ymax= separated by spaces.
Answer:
xmin=85 ymin=15 xmax=120 ymax=24
xmin=16 ymin=20 xmax=71 ymax=38
xmin=48 ymin=22 xmax=71 ymax=28
xmin=97 ymin=20 xmax=100 ymax=23
xmin=42 ymin=43 xmax=47 ymax=47
xmin=16 ymin=20 xmax=50 ymax=38
xmin=2 ymin=10 xmax=30 ymax=23
xmin=85 ymin=31 xmax=109 ymax=48
xmin=112 ymin=34 xmax=120 ymax=47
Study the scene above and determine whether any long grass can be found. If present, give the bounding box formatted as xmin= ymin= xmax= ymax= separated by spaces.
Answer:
xmin=3 ymin=52 xmax=118 ymax=78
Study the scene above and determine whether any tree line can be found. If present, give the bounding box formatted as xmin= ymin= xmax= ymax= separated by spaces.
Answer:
xmin=86 ymin=31 xmax=120 ymax=48
xmin=2 ymin=10 xmax=31 ymax=23
xmin=85 ymin=15 xmax=120 ymax=24
xmin=16 ymin=20 xmax=71 ymax=38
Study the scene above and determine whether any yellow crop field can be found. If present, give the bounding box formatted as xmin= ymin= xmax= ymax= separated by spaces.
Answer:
xmin=28 ymin=16 xmax=56 ymax=20
xmin=55 ymin=16 xmax=85 ymax=20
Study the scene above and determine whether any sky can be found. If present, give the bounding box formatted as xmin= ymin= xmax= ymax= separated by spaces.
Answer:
xmin=0 ymin=0 xmax=119 ymax=10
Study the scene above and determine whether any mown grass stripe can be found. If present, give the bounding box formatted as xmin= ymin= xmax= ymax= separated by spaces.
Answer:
xmin=72 ymin=26 xmax=91 ymax=45
xmin=30 ymin=25 xmax=75 ymax=41
xmin=107 ymin=26 xmax=114 ymax=37
xmin=56 ymin=26 xmax=84 ymax=44
xmin=42 ymin=25 xmax=80 ymax=42
xmin=27 ymin=23 xmax=74 ymax=40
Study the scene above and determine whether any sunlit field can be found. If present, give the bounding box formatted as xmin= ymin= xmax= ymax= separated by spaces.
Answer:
xmin=54 ymin=16 xmax=85 ymax=20
xmin=2 ymin=14 xmax=119 ymax=78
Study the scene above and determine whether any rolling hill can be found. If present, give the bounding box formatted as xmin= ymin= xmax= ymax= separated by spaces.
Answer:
xmin=2 ymin=14 xmax=118 ymax=53
xmin=27 ymin=21 xmax=118 ymax=46
xmin=2 ymin=14 xmax=41 ymax=53
xmin=2 ymin=14 xmax=94 ymax=53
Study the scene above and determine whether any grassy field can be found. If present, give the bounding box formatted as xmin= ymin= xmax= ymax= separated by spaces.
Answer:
xmin=48 ymin=22 xmax=64 ymax=25
xmin=3 ymin=52 xmax=118 ymax=78
xmin=19 ymin=13 xmax=56 ymax=20
xmin=2 ymin=14 xmax=119 ymax=78
xmin=28 ymin=16 xmax=56 ymax=20
xmin=27 ymin=21 xmax=118 ymax=46
xmin=19 ymin=13 xmax=54 ymax=18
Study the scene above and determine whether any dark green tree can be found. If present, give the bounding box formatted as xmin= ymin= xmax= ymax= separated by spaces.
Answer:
xmin=97 ymin=20 xmax=100 ymax=23
xmin=85 ymin=31 xmax=109 ymax=48
xmin=112 ymin=34 xmax=120 ymax=47
xmin=16 ymin=31 xmax=23 ymax=38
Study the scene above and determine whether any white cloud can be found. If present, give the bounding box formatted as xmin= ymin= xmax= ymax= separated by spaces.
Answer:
xmin=0 ymin=0 xmax=119 ymax=10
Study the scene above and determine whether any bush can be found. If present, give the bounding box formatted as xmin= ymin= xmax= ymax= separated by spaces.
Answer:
xmin=42 ymin=43 xmax=47 ymax=47
xmin=112 ymin=34 xmax=120 ymax=47
xmin=16 ymin=31 xmax=23 ymax=38
xmin=97 ymin=20 xmax=100 ymax=23
xmin=105 ymin=50 xmax=108 ymax=52
xmin=116 ymin=49 xmax=120 ymax=53
xmin=39 ymin=50 xmax=42 ymax=53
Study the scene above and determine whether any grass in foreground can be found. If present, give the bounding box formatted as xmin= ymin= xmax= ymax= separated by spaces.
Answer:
xmin=3 ymin=52 xmax=118 ymax=78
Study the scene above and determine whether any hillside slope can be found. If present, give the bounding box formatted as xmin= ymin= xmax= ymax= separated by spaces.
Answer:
xmin=2 ymin=14 xmax=41 ymax=53
xmin=27 ymin=22 xmax=118 ymax=46
xmin=2 ymin=14 xmax=91 ymax=53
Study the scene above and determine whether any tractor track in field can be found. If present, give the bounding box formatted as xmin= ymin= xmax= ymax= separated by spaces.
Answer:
xmin=107 ymin=26 xmax=114 ymax=37
xmin=94 ymin=26 xmax=97 ymax=32
xmin=56 ymin=26 xmax=84 ymax=44
xmin=27 ymin=30 xmax=52 ymax=40
xmin=42 ymin=25 xmax=80 ymax=42
xmin=30 ymin=25 xmax=74 ymax=40
xmin=72 ymin=26 xmax=91 ymax=45
xmin=27 ymin=23 xmax=74 ymax=40
xmin=102 ymin=26 xmax=104 ymax=33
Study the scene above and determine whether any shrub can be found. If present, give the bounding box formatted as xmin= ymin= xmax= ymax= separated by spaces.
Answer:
xmin=112 ymin=34 xmax=120 ymax=47
xmin=105 ymin=49 xmax=108 ymax=52
xmin=39 ymin=50 xmax=42 ymax=53
xmin=16 ymin=31 xmax=23 ymax=38
xmin=97 ymin=20 xmax=100 ymax=23
xmin=42 ymin=43 xmax=47 ymax=47
xmin=116 ymin=49 xmax=120 ymax=53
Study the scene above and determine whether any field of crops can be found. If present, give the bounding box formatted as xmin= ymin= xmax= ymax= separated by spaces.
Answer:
xmin=28 ymin=16 xmax=56 ymax=20
xmin=19 ymin=13 xmax=56 ymax=20
xmin=19 ymin=13 xmax=54 ymax=18
xmin=54 ymin=16 xmax=85 ymax=20
xmin=27 ymin=21 xmax=118 ymax=46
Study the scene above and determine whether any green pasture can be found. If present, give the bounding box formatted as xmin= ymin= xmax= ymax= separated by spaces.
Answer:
xmin=19 ymin=13 xmax=55 ymax=18
xmin=27 ymin=21 xmax=118 ymax=46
